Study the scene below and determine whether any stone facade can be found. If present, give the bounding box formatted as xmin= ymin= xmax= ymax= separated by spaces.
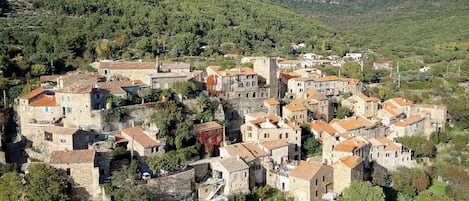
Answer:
xmin=332 ymin=156 xmax=364 ymax=193
xmin=240 ymin=115 xmax=301 ymax=160
xmin=210 ymin=157 xmax=250 ymax=195
xmin=341 ymin=93 xmax=380 ymax=117
xmin=287 ymin=76 xmax=362 ymax=98
xmin=288 ymin=161 xmax=333 ymax=201
xmin=369 ymin=137 xmax=415 ymax=171
xmin=50 ymin=149 xmax=100 ymax=200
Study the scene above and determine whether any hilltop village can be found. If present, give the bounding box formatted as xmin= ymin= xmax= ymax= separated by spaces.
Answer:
xmin=8 ymin=54 xmax=447 ymax=201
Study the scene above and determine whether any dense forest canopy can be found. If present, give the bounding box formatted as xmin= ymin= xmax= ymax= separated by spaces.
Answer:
xmin=0 ymin=0 xmax=344 ymax=78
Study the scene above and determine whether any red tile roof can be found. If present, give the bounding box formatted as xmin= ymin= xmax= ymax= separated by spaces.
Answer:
xmin=393 ymin=115 xmax=424 ymax=127
xmin=21 ymin=88 xmax=45 ymax=100
xmin=334 ymin=136 xmax=369 ymax=152
xmin=284 ymin=103 xmax=306 ymax=112
xmin=289 ymin=161 xmax=323 ymax=181
xmin=96 ymin=61 xmax=157 ymax=70
xmin=121 ymin=126 xmax=160 ymax=148
xmin=309 ymin=120 xmax=336 ymax=135
xmin=29 ymin=95 xmax=56 ymax=106
xmin=336 ymin=155 xmax=362 ymax=168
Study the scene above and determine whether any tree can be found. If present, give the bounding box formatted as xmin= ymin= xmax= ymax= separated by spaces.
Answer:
xmin=25 ymin=164 xmax=69 ymax=201
xmin=30 ymin=64 xmax=48 ymax=76
xmin=105 ymin=162 xmax=151 ymax=201
xmin=395 ymin=136 xmax=434 ymax=158
xmin=336 ymin=106 xmax=353 ymax=119
xmin=371 ymin=163 xmax=389 ymax=186
xmin=415 ymin=191 xmax=453 ymax=201
xmin=303 ymin=137 xmax=321 ymax=157
xmin=172 ymin=81 xmax=196 ymax=97
xmin=342 ymin=62 xmax=363 ymax=80
xmin=391 ymin=167 xmax=430 ymax=197
xmin=0 ymin=172 xmax=24 ymax=201
xmin=96 ymin=39 xmax=112 ymax=59
xmin=339 ymin=181 xmax=385 ymax=201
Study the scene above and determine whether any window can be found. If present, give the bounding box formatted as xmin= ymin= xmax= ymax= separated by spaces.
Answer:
xmin=286 ymin=133 xmax=289 ymax=138
xmin=66 ymin=168 xmax=71 ymax=175
xmin=316 ymin=179 xmax=318 ymax=185
xmin=60 ymin=139 xmax=66 ymax=144
xmin=45 ymin=106 xmax=49 ymax=112
xmin=279 ymin=134 xmax=282 ymax=139
xmin=323 ymin=175 xmax=325 ymax=182
xmin=264 ymin=133 xmax=268 ymax=138
xmin=104 ymin=69 xmax=109 ymax=75
xmin=316 ymin=191 xmax=318 ymax=197
xmin=67 ymin=96 xmax=70 ymax=102
xmin=243 ymin=171 xmax=247 ymax=178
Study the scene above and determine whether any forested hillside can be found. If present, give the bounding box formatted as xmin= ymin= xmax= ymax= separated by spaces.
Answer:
xmin=271 ymin=0 xmax=469 ymax=63
xmin=0 ymin=0 xmax=343 ymax=79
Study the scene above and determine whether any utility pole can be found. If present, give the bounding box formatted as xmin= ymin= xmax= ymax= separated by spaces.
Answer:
xmin=223 ymin=123 xmax=226 ymax=147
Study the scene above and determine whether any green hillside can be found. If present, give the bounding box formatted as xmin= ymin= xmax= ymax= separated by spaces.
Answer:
xmin=271 ymin=0 xmax=469 ymax=63
xmin=0 ymin=0 xmax=344 ymax=77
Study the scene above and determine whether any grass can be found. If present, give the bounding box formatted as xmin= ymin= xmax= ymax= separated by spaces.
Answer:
xmin=425 ymin=181 xmax=448 ymax=196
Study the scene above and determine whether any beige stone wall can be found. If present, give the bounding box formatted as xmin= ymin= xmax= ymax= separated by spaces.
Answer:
xmin=18 ymin=99 xmax=62 ymax=143
xmin=371 ymin=147 xmax=414 ymax=171
xmin=283 ymin=108 xmax=308 ymax=124
xmin=52 ymin=162 xmax=99 ymax=200
xmin=333 ymin=163 xmax=351 ymax=193
xmin=289 ymin=165 xmax=333 ymax=201
xmin=100 ymin=68 xmax=155 ymax=85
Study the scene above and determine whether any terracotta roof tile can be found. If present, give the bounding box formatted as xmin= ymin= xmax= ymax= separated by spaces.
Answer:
xmin=21 ymin=88 xmax=45 ymax=100
xmin=289 ymin=161 xmax=323 ymax=181
xmin=309 ymin=120 xmax=336 ymax=135
xmin=389 ymin=97 xmax=413 ymax=107
xmin=334 ymin=118 xmax=364 ymax=131
xmin=218 ymin=67 xmax=256 ymax=76
xmin=336 ymin=155 xmax=362 ymax=168
xmin=260 ymin=139 xmax=289 ymax=150
xmin=376 ymin=137 xmax=401 ymax=151
xmin=50 ymin=149 xmax=96 ymax=164
xmin=194 ymin=121 xmax=223 ymax=132
xmin=334 ymin=136 xmax=369 ymax=152
xmin=29 ymin=95 xmax=56 ymax=106
xmin=284 ymin=103 xmax=306 ymax=112
xmin=121 ymin=126 xmax=160 ymax=148
xmin=264 ymin=98 xmax=280 ymax=106
xmin=222 ymin=142 xmax=267 ymax=163
xmin=393 ymin=115 xmax=424 ymax=127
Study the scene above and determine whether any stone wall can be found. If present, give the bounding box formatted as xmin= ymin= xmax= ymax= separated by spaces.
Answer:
xmin=148 ymin=168 xmax=195 ymax=200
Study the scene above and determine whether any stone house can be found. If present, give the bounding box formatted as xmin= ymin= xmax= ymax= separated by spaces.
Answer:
xmin=291 ymin=89 xmax=332 ymax=121
xmin=147 ymin=72 xmax=190 ymax=89
xmin=389 ymin=115 xmax=427 ymax=139
xmin=194 ymin=121 xmax=224 ymax=156
xmin=329 ymin=116 xmax=383 ymax=140
xmin=384 ymin=97 xmax=413 ymax=117
xmin=43 ymin=126 xmax=93 ymax=151
xmin=323 ymin=136 xmax=371 ymax=166
xmin=412 ymin=104 xmax=447 ymax=133
xmin=277 ymin=60 xmax=301 ymax=69
xmin=120 ymin=126 xmax=164 ymax=158
xmin=341 ymin=93 xmax=380 ymax=117
xmin=377 ymin=106 xmax=405 ymax=127
xmin=283 ymin=103 xmax=308 ymax=124
xmin=17 ymin=88 xmax=63 ymax=145
xmin=240 ymin=115 xmax=301 ymax=160
xmin=287 ymin=76 xmax=362 ymax=98
xmin=220 ymin=142 xmax=268 ymax=187
xmin=308 ymin=119 xmax=337 ymax=140
xmin=264 ymin=98 xmax=280 ymax=116
xmin=210 ymin=157 xmax=250 ymax=196
xmin=90 ymin=61 xmax=157 ymax=84
xmin=369 ymin=137 xmax=415 ymax=171
xmin=160 ymin=62 xmax=191 ymax=73
xmin=206 ymin=66 xmax=268 ymax=99
xmin=288 ymin=161 xmax=333 ymax=201
xmin=50 ymin=149 xmax=100 ymax=200
xmin=332 ymin=155 xmax=364 ymax=193
xmin=373 ymin=60 xmax=393 ymax=70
